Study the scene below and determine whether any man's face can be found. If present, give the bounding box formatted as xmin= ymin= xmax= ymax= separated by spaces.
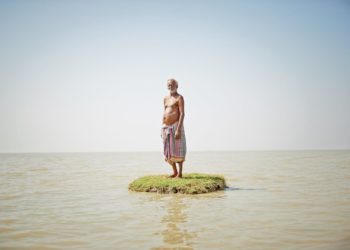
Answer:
xmin=167 ymin=80 xmax=177 ymax=91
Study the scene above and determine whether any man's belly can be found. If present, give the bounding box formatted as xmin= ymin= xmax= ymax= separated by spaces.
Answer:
xmin=163 ymin=112 xmax=179 ymax=125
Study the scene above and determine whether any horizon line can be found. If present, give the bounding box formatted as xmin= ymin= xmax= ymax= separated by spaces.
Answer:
xmin=1 ymin=148 xmax=349 ymax=154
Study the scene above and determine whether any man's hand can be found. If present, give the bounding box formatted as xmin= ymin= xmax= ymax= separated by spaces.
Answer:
xmin=175 ymin=129 xmax=181 ymax=139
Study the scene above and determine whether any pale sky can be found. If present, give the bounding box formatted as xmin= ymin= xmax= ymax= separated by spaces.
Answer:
xmin=0 ymin=0 xmax=349 ymax=153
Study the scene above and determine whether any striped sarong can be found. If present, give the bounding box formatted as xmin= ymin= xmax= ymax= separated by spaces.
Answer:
xmin=161 ymin=121 xmax=186 ymax=163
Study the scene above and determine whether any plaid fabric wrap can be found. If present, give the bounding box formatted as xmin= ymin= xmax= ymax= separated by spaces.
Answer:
xmin=161 ymin=122 xmax=186 ymax=163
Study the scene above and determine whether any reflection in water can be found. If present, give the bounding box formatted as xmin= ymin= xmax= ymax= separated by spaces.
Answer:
xmin=152 ymin=195 xmax=197 ymax=250
xmin=150 ymin=192 xmax=226 ymax=250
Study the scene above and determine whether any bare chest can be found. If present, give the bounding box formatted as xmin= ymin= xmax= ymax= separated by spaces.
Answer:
xmin=165 ymin=97 xmax=179 ymax=109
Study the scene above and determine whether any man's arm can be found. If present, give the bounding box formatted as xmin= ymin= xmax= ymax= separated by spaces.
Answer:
xmin=162 ymin=97 xmax=166 ymax=124
xmin=175 ymin=96 xmax=185 ymax=138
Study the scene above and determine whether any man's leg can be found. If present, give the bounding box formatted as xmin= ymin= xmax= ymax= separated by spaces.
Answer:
xmin=167 ymin=160 xmax=178 ymax=178
xmin=176 ymin=162 xmax=183 ymax=178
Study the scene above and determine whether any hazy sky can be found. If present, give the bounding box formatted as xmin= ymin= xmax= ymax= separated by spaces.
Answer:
xmin=1 ymin=0 xmax=349 ymax=152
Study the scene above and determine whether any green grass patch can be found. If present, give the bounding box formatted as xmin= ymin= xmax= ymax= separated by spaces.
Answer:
xmin=128 ymin=173 xmax=226 ymax=194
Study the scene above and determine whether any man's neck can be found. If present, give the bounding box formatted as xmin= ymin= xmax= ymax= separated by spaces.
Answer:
xmin=170 ymin=91 xmax=178 ymax=97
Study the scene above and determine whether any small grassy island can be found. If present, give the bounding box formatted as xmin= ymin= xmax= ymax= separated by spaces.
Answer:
xmin=128 ymin=173 xmax=227 ymax=194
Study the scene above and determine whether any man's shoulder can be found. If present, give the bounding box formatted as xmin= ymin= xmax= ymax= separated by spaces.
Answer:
xmin=163 ymin=94 xmax=184 ymax=100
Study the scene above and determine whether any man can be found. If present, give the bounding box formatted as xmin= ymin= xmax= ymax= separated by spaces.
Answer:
xmin=161 ymin=78 xmax=186 ymax=178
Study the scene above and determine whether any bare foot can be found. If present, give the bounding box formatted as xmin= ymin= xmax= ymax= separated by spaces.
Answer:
xmin=175 ymin=174 xmax=182 ymax=178
xmin=168 ymin=173 xmax=177 ymax=178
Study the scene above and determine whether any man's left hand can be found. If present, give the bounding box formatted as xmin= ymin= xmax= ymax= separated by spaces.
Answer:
xmin=175 ymin=130 xmax=181 ymax=139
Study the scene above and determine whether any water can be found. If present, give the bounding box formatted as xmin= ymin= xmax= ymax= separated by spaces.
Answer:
xmin=0 ymin=151 xmax=349 ymax=249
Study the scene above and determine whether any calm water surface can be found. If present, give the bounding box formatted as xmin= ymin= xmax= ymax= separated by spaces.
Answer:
xmin=0 ymin=151 xmax=349 ymax=249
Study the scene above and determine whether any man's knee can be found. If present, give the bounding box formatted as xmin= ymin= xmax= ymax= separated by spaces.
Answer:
xmin=166 ymin=159 xmax=175 ymax=165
